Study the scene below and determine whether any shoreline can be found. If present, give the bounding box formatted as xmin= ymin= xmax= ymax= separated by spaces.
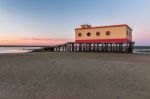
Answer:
xmin=0 ymin=51 xmax=150 ymax=56
xmin=0 ymin=46 xmax=150 ymax=55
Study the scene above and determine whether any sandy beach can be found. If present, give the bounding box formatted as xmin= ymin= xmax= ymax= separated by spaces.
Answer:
xmin=0 ymin=52 xmax=150 ymax=99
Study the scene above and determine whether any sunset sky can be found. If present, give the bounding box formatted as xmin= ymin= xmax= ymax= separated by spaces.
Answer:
xmin=0 ymin=0 xmax=150 ymax=45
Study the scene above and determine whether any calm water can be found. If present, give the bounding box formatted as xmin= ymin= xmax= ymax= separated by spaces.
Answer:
xmin=0 ymin=47 xmax=43 ymax=54
xmin=0 ymin=46 xmax=150 ymax=54
xmin=134 ymin=49 xmax=150 ymax=54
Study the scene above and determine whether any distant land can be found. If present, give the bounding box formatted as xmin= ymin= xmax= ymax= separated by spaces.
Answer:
xmin=0 ymin=45 xmax=50 ymax=47
xmin=0 ymin=45 xmax=150 ymax=49
xmin=134 ymin=46 xmax=150 ymax=49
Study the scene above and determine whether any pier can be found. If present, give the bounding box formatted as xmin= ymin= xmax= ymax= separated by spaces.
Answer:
xmin=34 ymin=42 xmax=135 ymax=53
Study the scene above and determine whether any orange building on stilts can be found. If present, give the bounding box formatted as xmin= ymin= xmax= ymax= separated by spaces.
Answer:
xmin=35 ymin=24 xmax=135 ymax=53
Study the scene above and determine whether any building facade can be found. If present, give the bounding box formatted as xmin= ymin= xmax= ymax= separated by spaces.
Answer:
xmin=75 ymin=24 xmax=132 ymax=43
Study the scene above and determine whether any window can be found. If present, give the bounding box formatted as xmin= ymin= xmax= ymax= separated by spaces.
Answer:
xmin=96 ymin=32 xmax=100 ymax=36
xmin=106 ymin=31 xmax=110 ymax=36
xmin=87 ymin=32 xmax=91 ymax=37
xmin=126 ymin=31 xmax=128 ymax=36
xmin=128 ymin=32 xmax=130 ymax=37
xmin=78 ymin=33 xmax=82 ymax=37
xmin=127 ymin=31 xmax=130 ymax=37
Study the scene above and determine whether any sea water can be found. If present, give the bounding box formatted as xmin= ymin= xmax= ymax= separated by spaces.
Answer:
xmin=134 ymin=49 xmax=150 ymax=54
xmin=0 ymin=47 xmax=43 ymax=54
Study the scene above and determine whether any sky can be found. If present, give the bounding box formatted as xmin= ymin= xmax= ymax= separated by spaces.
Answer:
xmin=0 ymin=0 xmax=150 ymax=45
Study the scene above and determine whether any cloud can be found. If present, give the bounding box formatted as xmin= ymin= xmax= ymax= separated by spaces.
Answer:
xmin=0 ymin=37 xmax=73 ymax=46
xmin=0 ymin=40 xmax=9 ymax=42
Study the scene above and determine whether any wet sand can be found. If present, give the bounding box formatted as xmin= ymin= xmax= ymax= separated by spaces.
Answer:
xmin=0 ymin=52 xmax=150 ymax=99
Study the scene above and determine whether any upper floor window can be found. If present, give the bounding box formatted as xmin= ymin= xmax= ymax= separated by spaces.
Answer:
xmin=128 ymin=32 xmax=130 ymax=36
xmin=87 ymin=32 xmax=91 ymax=37
xmin=96 ymin=32 xmax=100 ymax=36
xmin=106 ymin=31 xmax=110 ymax=36
xmin=78 ymin=33 xmax=82 ymax=37
xmin=127 ymin=31 xmax=130 ymax=36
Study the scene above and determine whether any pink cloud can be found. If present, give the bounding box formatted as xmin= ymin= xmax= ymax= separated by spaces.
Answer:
xmin=0 ymin=37 xmax=73 ymax=46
